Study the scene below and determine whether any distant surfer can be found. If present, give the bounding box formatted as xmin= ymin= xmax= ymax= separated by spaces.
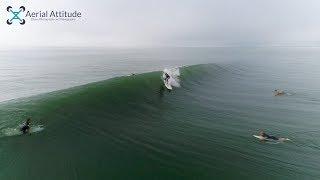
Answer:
xmin=274 ymin=89 xmax=285 ymax=96
xmin=20 ymin=118 xmax=31 ymax=134
xmin=259 ymin=130 xmax=278 ymax=140
xmin=254 ymin=130 xmax=290 ymax=142
xmin=164 ymin=73 xmax=170 ymax=83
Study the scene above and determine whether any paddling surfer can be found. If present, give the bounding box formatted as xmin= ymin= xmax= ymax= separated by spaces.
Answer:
xmin=259 ymin=130 xmax=279 ymax=140
xmin=21 ymin=118 xmax=31 ymax=134
xmin=274 ymin=89 xmax=285 ymax=96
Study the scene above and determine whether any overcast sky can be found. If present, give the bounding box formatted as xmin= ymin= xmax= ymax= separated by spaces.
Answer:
xmin=1 ymin=0 xmax=320 ymax=48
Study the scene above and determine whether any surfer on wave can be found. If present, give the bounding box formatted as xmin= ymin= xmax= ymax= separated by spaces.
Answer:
xmin=20 ymin=118 xmax=31 ymax=134
xmin=162 ymin=68 xmax=180 ymax=90
xmin=164 ymin=73 xmax=170 ymax=83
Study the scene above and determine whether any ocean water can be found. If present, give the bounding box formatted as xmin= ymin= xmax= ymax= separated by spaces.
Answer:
xmin=0 ymin=47 xmax=320 ymax=179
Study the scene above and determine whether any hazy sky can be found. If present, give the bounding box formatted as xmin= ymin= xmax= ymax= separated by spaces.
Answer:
xmin=1 ymin=0 xmax=320 ymax=48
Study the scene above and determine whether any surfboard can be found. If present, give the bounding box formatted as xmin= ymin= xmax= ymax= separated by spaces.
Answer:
xmin=163 ymin=80 xmax=172 ymax=90
xmin=162 ymin=72 xmax=172 ymax=90
xmin=253 ymin=135 xmax=267 ymax=140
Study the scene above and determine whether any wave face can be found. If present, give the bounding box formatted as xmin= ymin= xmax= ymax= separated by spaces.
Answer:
xmin=0 ymin=63 xmax=320 ymax=179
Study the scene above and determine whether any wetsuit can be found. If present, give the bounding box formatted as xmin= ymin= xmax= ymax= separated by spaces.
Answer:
xmin=261 ymin=133 xmax=278 ymax=140
xmin=21 ymin=124 xmax=30 ymax=134
xmin=165 ymin=73 xmax=170 ymax=82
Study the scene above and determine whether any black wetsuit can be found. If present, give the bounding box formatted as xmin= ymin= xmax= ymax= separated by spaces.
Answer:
xmin=21 ymin=124 xmax=30 ymax=134
xmin=262 ymin=133 xmax=278 ymax=140
xmin=164 ymin=73 xmax=170 ymax=82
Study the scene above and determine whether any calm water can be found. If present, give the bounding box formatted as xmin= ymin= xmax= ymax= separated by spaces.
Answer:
xmin=0 ymin=47 xmax=320 ymax=179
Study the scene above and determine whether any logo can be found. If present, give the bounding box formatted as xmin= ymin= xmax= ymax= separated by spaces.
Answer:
xmin=7 ymin=6 xmax=26 ymax=25
xmin=25 ymin=10 xmax=82 ymax=22
xmin=5 ymin=6 xmax=83 ymax=25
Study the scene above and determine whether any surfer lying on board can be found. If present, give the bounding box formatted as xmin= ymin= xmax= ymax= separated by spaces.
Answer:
xmin=20 ymin=118 xmax=31 ymax=134
xmin=259 ymin=130 xmax=279 ymax=140
xmin=274 ymin=89 xmax=285 ymax=96
xmin=164 ymin=73 xmax=170 ymax=83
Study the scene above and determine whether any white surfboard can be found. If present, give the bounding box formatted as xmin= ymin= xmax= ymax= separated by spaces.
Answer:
xmin=162 ymin=71 xmax=172 ymax=90
xmin=253 ymin=135 xmax=267 ymax=140
xmin=163 ymin=80 xmax=172 ymax=90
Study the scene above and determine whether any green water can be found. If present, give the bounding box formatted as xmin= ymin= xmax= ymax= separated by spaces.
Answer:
xmin=0 ymin=48 xmax=320 ymax=179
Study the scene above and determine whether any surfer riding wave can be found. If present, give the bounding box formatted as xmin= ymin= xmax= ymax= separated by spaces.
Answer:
xmin=162 ymin=68 xmax=180 ymax=90
xmin=164 ymin=73 xmax=170 ymax=83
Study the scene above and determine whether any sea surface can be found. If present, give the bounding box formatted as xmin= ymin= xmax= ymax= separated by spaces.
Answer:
xmin=0 ymin=47 xmax=320 ymax=179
